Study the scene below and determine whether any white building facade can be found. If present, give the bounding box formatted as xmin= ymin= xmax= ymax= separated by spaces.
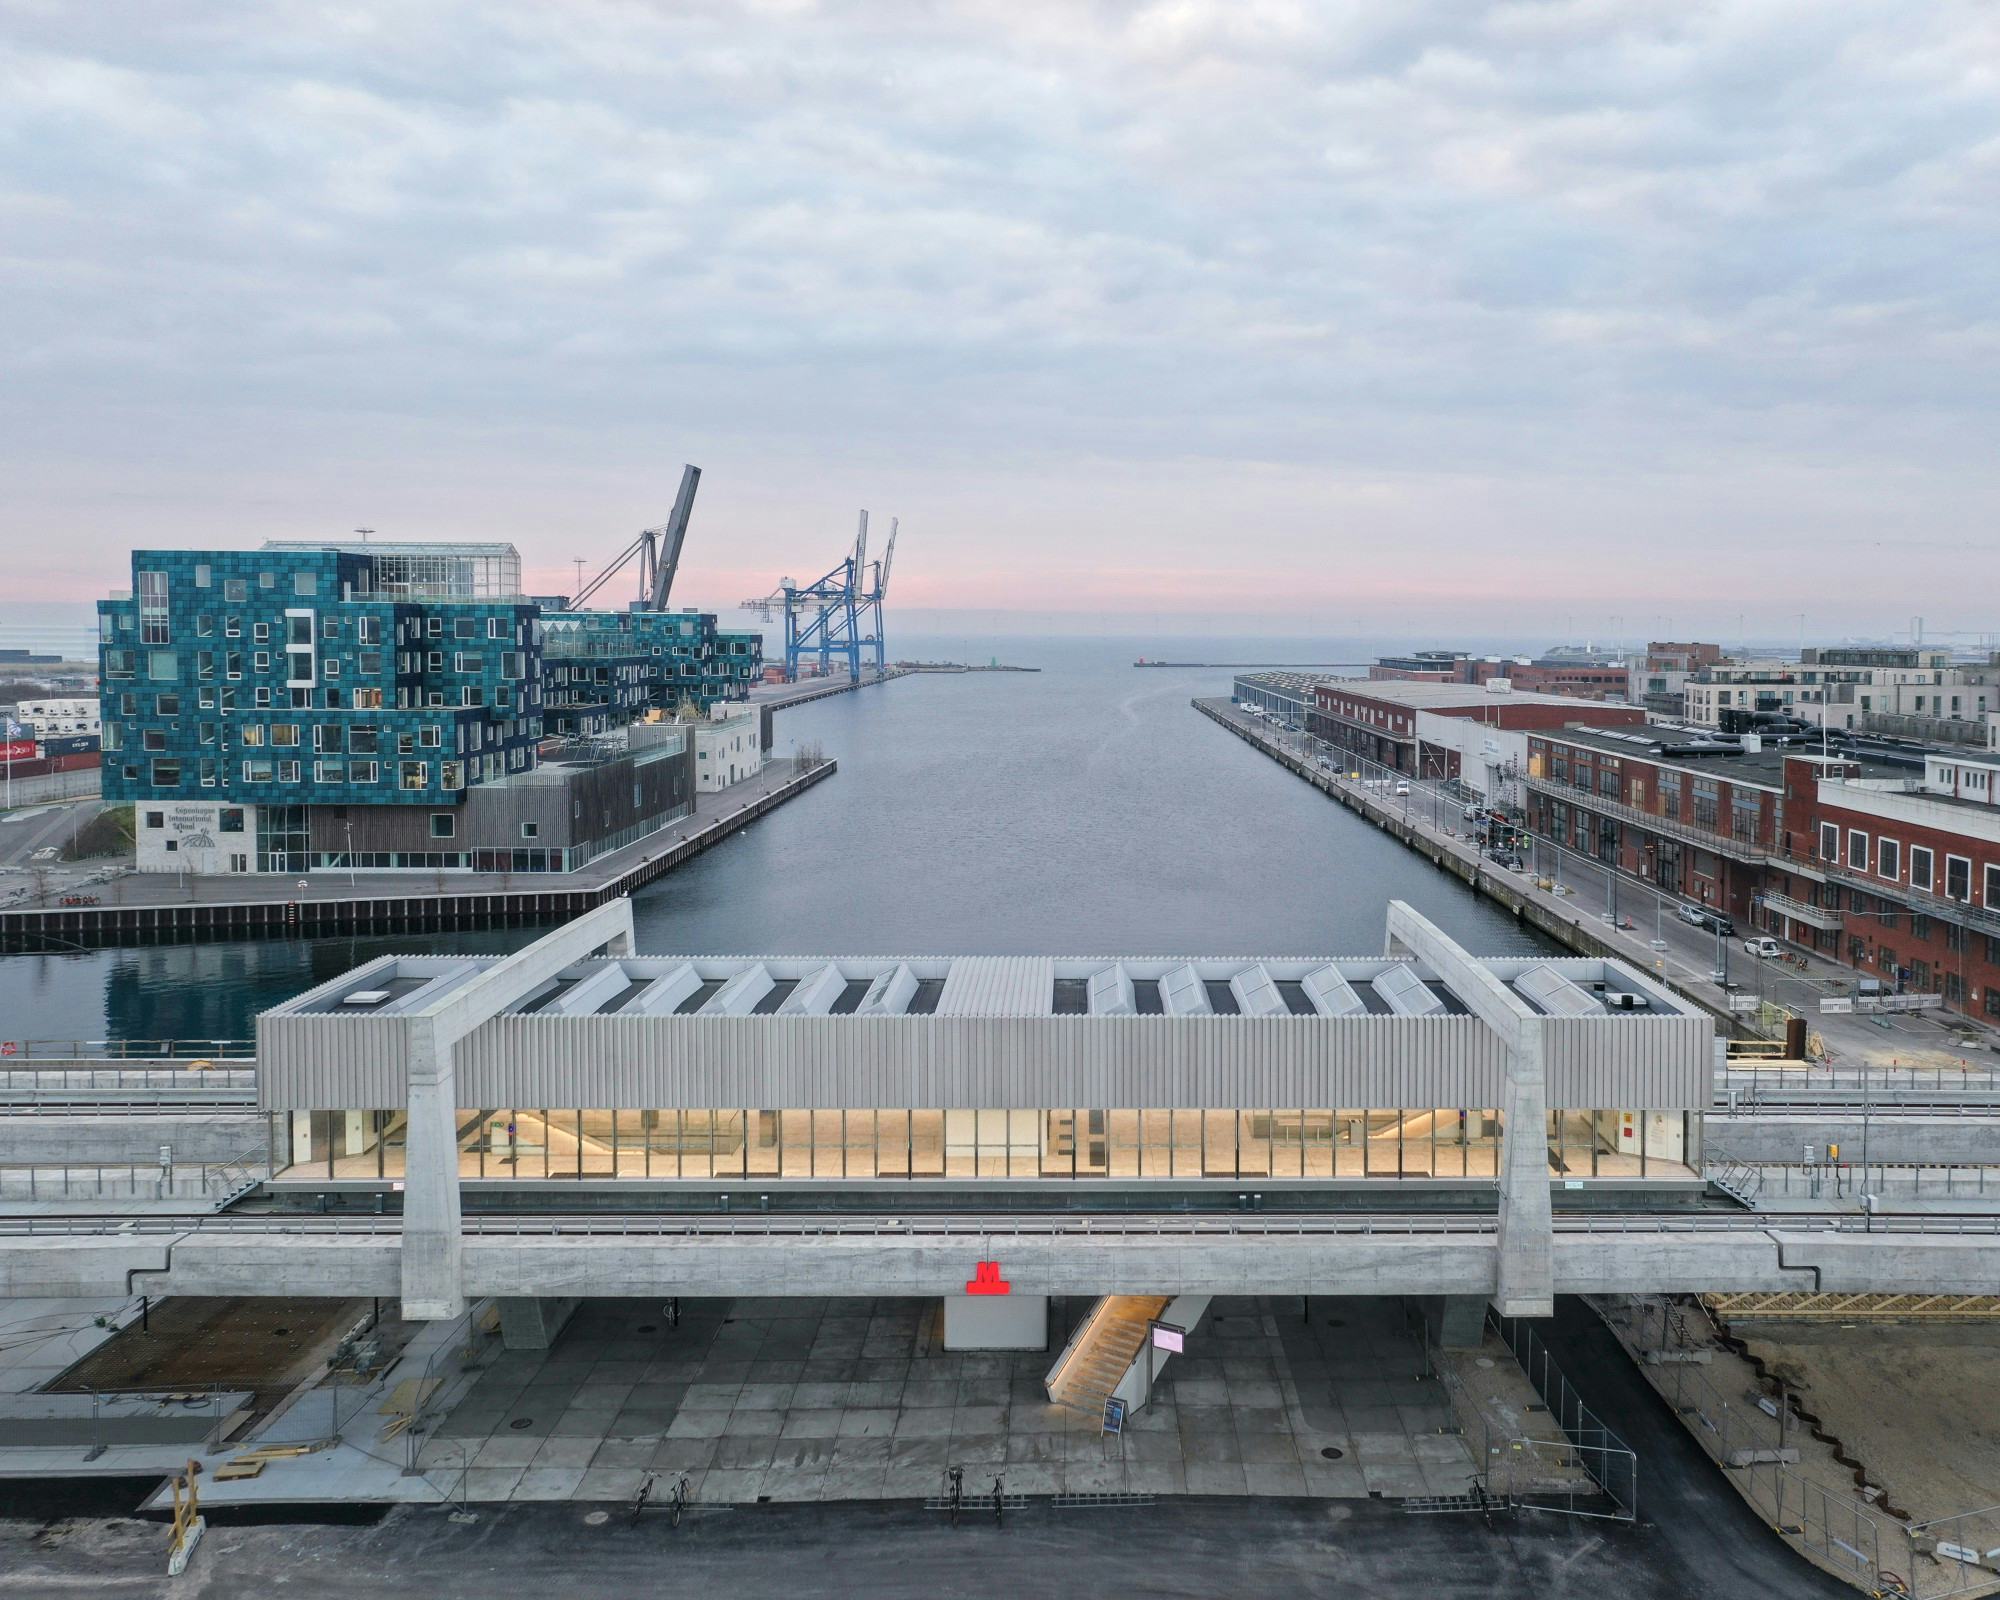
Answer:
xmin=695 ymin=710 xmax=764 ymax=792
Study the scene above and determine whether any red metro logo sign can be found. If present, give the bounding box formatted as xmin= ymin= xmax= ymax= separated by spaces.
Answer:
xmin=965 ymin=1261 xmax=1010 ymax=1296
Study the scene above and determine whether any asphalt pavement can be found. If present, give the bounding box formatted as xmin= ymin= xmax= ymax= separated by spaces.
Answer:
xmin=0 ymin=1458 xmax=1859 ymax=1600
xmin=0 ymin=797 xmax=103 ymax=873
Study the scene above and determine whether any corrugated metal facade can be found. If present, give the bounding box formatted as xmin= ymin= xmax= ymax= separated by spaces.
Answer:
xmin=253 ymin=945 xmax=1716 ymax=1115
xmin=257 ymin=1013 xmax=412 ymax=1109
xmin=1543 ymin=1012 xmax=1712 ymax=1109
xmin=933 ymin=957 xmax=1057 ymax=1016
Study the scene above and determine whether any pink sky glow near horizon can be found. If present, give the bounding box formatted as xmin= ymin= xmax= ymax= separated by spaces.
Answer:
xmin=4 ymin=3 xmax=1997 ymax=640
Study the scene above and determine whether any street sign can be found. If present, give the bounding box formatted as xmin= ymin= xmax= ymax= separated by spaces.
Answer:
xmin=1102 ymin=1397 xmax=1125 ymax=1436
xmin=1149 ymin=1322 xmax=1185 ymax=1354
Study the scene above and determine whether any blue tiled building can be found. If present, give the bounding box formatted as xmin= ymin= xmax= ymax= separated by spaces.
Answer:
xmin=97 ymin=542 xmax=738 ymax=875
xmin=541 ymin=610 xmax=762 ymax=737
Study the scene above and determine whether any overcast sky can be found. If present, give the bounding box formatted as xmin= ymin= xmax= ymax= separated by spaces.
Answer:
xmin=4 ymin=1 xmax=1997 ymax=639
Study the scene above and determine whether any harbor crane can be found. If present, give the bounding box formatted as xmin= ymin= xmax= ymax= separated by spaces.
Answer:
xmin=740 ymin=511 xmax=900 ymax=683
xmin=567 ymin=464 xmax=702 ymax=612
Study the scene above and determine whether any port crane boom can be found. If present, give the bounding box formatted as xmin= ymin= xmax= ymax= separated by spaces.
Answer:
xmin=569 ymin=464 xmax=702 ymax=612
xmin=740 ymin=509 xmax=903 ymax=682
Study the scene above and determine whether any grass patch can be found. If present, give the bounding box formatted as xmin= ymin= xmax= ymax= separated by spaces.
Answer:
xmin=61 ymin=803 xmax=133 ymax=861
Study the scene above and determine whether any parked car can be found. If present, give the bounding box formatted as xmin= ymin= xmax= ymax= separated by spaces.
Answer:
xmin=1743 ymin=936 xmax=1782 ymax=959
xmin=1673 ymin=902 xmax=1734 ymax=936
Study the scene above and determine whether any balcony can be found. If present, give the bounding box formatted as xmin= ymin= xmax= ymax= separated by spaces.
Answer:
xmin=1776 ymin=851 xmax=2000 ymax=941
xmin=1758 ymin=892 xmax=1844 ymax=933
xmin=1521 ymin=774 xmax=1769 ymax=864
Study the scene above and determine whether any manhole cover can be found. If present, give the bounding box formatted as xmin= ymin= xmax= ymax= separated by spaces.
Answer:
xmin=1475 ymin=1357 xmax=1495 ymax=1369
xmin=636 ymin=1325 xmax=657 ymax=1334
xmin=1320 ymin=1447 xmax=1345 ymax=1461
xmin=509 ymin=1418 xmax=533 ymax=1430
xmin=583 ymin=1510 xmax=609 ymax=1526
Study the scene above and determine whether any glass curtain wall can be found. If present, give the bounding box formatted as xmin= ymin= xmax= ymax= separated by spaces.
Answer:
xmin=276 ymin=1106 xmax=1695 ymax=1182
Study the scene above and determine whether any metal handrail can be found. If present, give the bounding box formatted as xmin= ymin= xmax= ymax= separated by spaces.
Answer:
xmin=1776 ymin=849 xmax=2000 ymax=940
xmin=2 ymin=1209 xmax=1998 ymax=1238
xmin=0 ymin=1040 xmax=256 ymax=1061
xmin=1519 ymin=773 xmax=1771 ymax=864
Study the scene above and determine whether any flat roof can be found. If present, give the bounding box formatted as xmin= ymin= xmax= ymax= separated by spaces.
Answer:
xmin=1313 ymin=678 xmax=1610 ymax=712
xmin=1543 ymin=724 xmax=1911 ymax=788
xmin=262 ymin=539 xmax=522 ymax=558
xmin=267 ymin=952 xmax=1694 ymax=1024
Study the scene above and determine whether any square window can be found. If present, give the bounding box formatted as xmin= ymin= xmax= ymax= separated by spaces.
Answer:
xmin=145 ymin=811 xmax=164 ymax=829
xmin=521 ymin=822 xmax=539 ymax=839
xmin=430 ymin=812 xmax=456 ymax=839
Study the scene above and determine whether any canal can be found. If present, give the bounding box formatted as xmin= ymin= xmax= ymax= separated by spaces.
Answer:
xmin=0 ymin=636 xmax=1553 ymax=1044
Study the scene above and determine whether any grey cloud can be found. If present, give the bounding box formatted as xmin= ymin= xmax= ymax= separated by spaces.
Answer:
xmin=1 ymin=0 xmax=1997 ymax=627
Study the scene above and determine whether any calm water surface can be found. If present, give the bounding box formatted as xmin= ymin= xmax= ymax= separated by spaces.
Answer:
xmin=0 ymin=636 xmax=1550 ymax=1043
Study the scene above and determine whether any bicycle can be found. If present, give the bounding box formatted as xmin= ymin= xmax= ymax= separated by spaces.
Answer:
xmin=946 ymin=1465 xmax=964 ymax=1526
xmin=668 ymin=1474 xmax=690 ymax=1528
xmin=992 ymin=1475 xmax=1004 ymax=1529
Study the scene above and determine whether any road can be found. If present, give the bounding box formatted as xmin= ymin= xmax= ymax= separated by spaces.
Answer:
xmin=0 ymin=797 xmax=107 ymax=896
xmin=0 ymin=1453 xmax=1859 ymax=1600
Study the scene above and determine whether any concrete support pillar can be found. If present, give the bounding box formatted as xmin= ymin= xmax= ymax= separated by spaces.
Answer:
xmin=394 ymin=900 xmax=637 ymax=1322
xmin=1428 ymin=1295 xmax=1488 ymax=1350
xmin=943 ymin=1294 xmax=1049 ymax=1351
xmin=1494 ymin=1016 xmax=1556 ymax=1318
xmin=399 ymin=1016 xmax=465 ymax=1320
xmin=1385 ymin=899 xmax=1555 ymax=1321
xmin=498 ymin=1295 xmax=579 ymax=1350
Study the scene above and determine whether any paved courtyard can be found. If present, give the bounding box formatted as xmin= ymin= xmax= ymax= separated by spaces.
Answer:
xmin=419 ymin=1294 xmax=1478 ymax=1504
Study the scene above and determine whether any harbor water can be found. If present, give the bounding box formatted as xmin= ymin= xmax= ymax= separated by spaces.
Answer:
xmin=0 ymin=636 xmax=1551 ymax=1044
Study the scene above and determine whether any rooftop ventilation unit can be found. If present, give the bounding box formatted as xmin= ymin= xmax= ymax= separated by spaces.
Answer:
xmin=1514 ymin=964 xmax=1601 ymax=1018
xmin=1087 ymin=964 xmax=1136 ymax=1016
xmin=1158 ymin=963 xmax=1212 ymax=1017
xmin=1300 ymin=964 xmax=1365 ymax=1017
xmin=705 ymin=964 xmax=776 ymax=1016
xmin=856 ymin=964 xmax=919 ymax=1017
xmin=628 ymin=962 xmax=702 ymax=1016
xmin=779 ymin=964 xmax=848 ymax=1016
xmin=342 ymin=989 xmax=391 ymax=1007
xmin=1229 ymin=963 xmax=1287 ymax=1018
xmin=1372 ymin=963 xmax=1446 ymax=1017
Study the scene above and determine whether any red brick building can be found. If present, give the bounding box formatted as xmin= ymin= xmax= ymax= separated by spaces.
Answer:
xmin=1521 ymin=726 xmax=1794 ymax=922
xmin=1463 ymin=660 xmax=1632 ymax=700
xmin=1765 ymin=750 xmax=2000 ymax=1016
xmin=1311 ymin=682 xmax=1644 ymax=778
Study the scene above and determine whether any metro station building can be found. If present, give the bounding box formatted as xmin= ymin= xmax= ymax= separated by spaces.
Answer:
xmin=254 ymin=901 xmax=1717 ymax=1323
